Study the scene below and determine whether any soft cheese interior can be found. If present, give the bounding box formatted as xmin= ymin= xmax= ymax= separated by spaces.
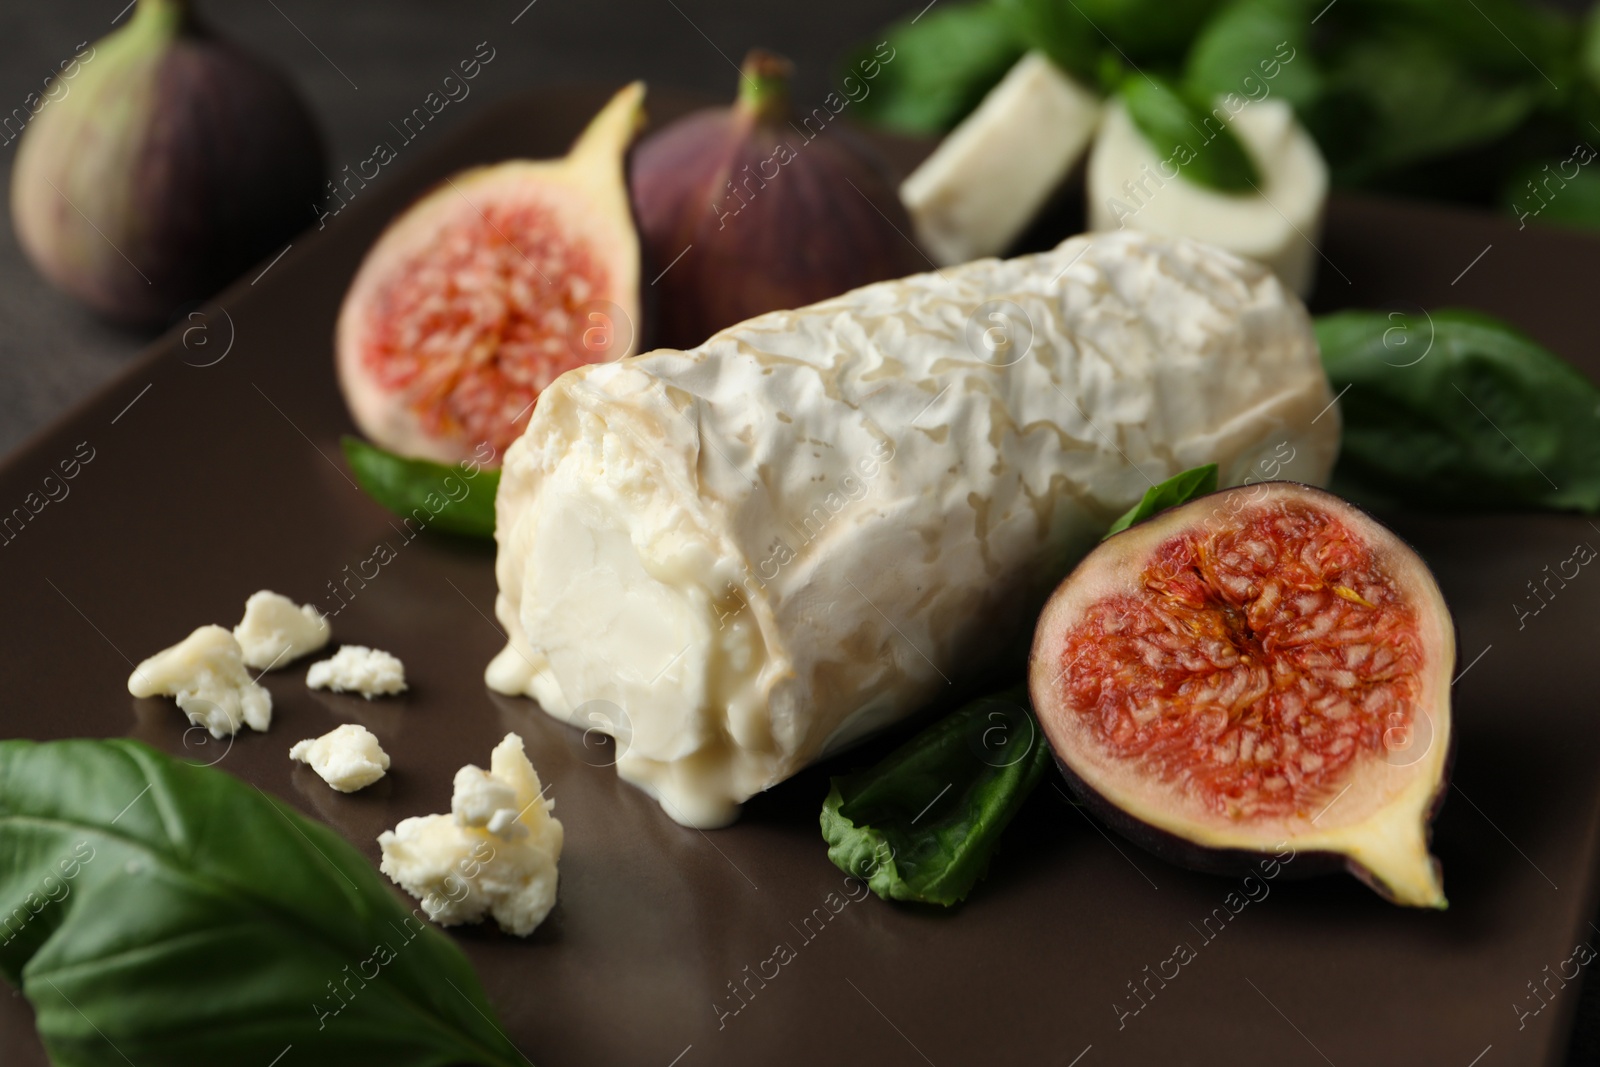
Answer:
xmin=487 ymin=231 xmax=1341 ymax=828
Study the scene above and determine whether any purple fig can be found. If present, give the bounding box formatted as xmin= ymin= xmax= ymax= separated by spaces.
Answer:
xmin=10 ymin=0 xmax=325 ymax=327
xmin=630 ymin=49 xmax=926 ymax=349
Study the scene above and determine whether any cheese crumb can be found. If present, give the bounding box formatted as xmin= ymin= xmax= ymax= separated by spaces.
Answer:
xmin=306 ymin=645 xmax=407 ymax=698
xmin=378 ymin=733 xmax=562 ymax=936
xmin=127 ymin=625 xmax=272 ymax=737
xmin=234 ymin=590 xmax=331 ymax=670
xmin=289 ymin=723 xmax=390 ymax=792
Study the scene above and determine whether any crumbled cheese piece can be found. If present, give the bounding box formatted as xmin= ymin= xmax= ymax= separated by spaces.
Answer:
xmin=127 ymin=625 xmax=272 ymax=737
xmin=233 ymin=590 xmax=331 ymax=670
xmin=289 ymin=723 xmax=390 ymax=792
xmin=378 ymin=733 xmax=562 ymax=936
xmin=451 ymin=766 xmax=520 ymax=828
xmin=306 ymin=645 xmax=407 ymax=698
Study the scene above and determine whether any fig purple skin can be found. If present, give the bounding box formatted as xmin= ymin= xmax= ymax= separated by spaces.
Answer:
xmin=629 ymin=49 xmax=927 ymax=350
xmin=11 ymin=0 xmax=325 ymax=327
xmin=1047 ymin=745 xmax=1454 ymax=898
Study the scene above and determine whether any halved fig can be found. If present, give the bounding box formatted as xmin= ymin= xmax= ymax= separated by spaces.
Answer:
xmin=335 ymin=83 xmax=644 ymax=467
xmin=1029 ymin=482 xmax=1454 ymax=908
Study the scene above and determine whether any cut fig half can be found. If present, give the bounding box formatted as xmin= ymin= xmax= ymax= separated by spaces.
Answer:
xmin=336 ymin=83 xmax=645 ymax=467
xmin=1030 ymin=482 xmax=1454 ymax=908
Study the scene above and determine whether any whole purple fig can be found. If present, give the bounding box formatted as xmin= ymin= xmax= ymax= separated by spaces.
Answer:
xmin=10 ymin=0 xmax=325 ymax=327
xmin=630 ymin=49 xmax=926 ymax=349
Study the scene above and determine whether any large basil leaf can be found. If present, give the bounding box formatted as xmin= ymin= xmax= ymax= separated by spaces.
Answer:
xmin=1120 ymin=72 xmax=1262 ymax=191
xmin=1301 ymin=0 xmax=1570 ymax=188
xmin=343 ymin=435 xmax=499 ymax=539
xmin=992 ymin=0 xmax=1102 ymax=85
xmin=839 ymin=4 xmax=1025 ymax=134
xmin=1019 ymin=0 xmax=1223 ymax=66
xmin=1501 ymin=155 xmax=1600 ymax=231
xmin=1341 ymin=0 xmax=1573 ymax=82
xmin=1103 ymin=463 xmax=1218 ymax=539
xmin=1316 ymin=309 xmax=1600 ymax=512
xmin=1310 ymin=35 xmax=1546 ymax=184
xmin=821 ymin=687 xmax=1051 ymax=906
xmin=0 ymin=739 xmax=526 ymax=1067
xmin=1584 ymin=3 xmax=1600 ymax=95
xmin=1184 ymin=0 xmax=1321 ymax=112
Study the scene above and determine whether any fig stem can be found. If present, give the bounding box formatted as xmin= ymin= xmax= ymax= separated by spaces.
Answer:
xmin=736 ymin=49 xmax=793 ymax=123
xmin=133 ymin=0 xmax=192 ymax=30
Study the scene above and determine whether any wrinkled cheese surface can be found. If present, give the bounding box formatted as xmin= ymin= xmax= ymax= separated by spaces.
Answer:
xmin=289 ymin=723 xmax=390 ymax=792
xmin=127 ymin=625 xmax=272 ymax=738
xmin=378 ymin=733 xmax=562 ymax=936
xmin=234 ymin=590 xmax=331 ymax=670
xmin=487 ymin=231 xmax=1339 ymax=827
xmin=307 ymin=645 xmax=407 ymax=698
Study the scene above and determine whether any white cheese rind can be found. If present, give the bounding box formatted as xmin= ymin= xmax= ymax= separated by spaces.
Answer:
xmin=1087 ymin=98 xmax=1328 ymax=295
xmin=487 ymin=231 xmax=1339 ymax=828
xmin=902 ymin=52 xmax=1103 ymax=266
xmin=289 ymin=723 xmax=390 ymax=792
xmin=306 ymin=645 xmax=407 ymax=698
xmin=234 ymin=590 xmax=331 ymax=670
xmin=127 ymin=625 xmax=272 ymax=738
xmin=377 ymin=733 xmax=562 ymax=936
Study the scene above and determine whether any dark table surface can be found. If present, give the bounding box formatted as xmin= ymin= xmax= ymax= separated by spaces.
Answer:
xmin=5 ymin=3 xmax=1600 ymax=1065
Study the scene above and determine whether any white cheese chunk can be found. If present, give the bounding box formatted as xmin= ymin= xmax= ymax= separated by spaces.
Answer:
xmin=289 ymin=723 xmax=390 ymax=792
xmin=127 ymin=625 xmax=272 ymax=738
xmin=233 ymin=590 xmax=331 ymax=670
xmin=903 ymin=52 xmax=1102 ymax=265
xmin=378 ymin=733 xmax=562 ymax=936
xmin=1087 ymin=97 xmax=1328 ymax=295
xmin=306 ymin=645 xmax=407 ymax=698
xmin=487 ymin=230 xmax=1339 ymax=828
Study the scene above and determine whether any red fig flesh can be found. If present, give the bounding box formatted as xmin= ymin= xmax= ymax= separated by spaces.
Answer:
xmin=336 ymin=84 xmax=644 ymax=466
xmin=1030 ymin=482 xmax=1454 ymax=907
xmin=629 ymin=50 xmax=926 ymax=349
xmin=11 ymin=0 xmax=325 ymax=326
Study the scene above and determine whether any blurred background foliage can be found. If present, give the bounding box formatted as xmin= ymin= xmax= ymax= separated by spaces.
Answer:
xmin=844 ymin=0 xmax=1600 ymax=228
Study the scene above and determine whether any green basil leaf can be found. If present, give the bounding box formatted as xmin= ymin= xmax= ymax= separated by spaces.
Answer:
xmin=1316 ymin=309 xmax=1600 ymax=512
xmin=342 ymin=436 xmax=499 ymax=539
xmin=821 ymin=687 xmax=1051 ymax=906
xmin=840 ymin=4 xmax=1025 ymax=134
xmin=1584 ymin=3 xmax=1600 ymax=94
xmin=1303 ymin=0 xmax=1571 ymax=188
xmin=1103 ymin=463 xmax=1219 ymax=539
xmin=1340 ymin=0 xmax=1573 ymax=83
xmin=1310 ymin=36 xmax=1544 ymax=184
xmin=1184 ymin=0 xmax=1321 ymax=112
xmin=1501 ymin=151 xmax=1600 ymax=230
xmin=1119 ymin=73 xmax=1262 ymax=191
xmin=1019 ymin=0 xmax=1223 ymax=67
xmin=0 ymin=738 xmax=526 ymax=1067
xmin=992 ymin=0 xmax=1102 ymax=85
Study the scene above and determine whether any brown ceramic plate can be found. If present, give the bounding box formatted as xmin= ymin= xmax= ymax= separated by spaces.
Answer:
xmin=4 ymin=86 xmax=1600 ymax=1067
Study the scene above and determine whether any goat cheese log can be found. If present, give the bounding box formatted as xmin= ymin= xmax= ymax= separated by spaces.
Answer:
xmin=486 ymin=231 xmax=1340 ymax=827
